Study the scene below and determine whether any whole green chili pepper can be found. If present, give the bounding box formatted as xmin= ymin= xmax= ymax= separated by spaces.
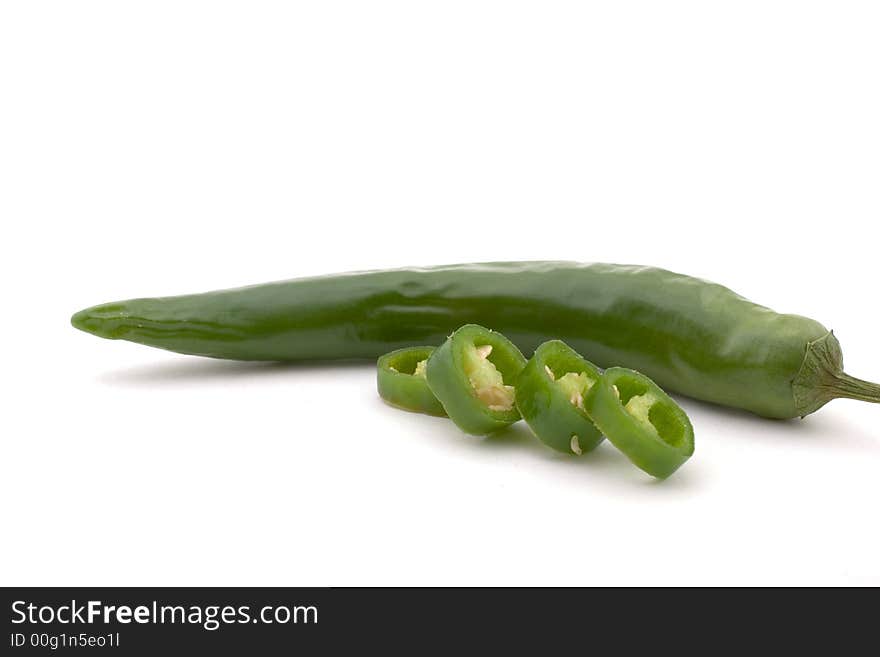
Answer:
xmin=424 ymin=324 xmax=526 ymax=435
xmin=71 ymin=262 xmax=880 ymax=419
xmin=515 ymin=340 xmax=604 ymax=455
xmin=377 ymin=347 xmax=446 ymax=417
xmin=584 ymin=367 xmax=695 ymax=479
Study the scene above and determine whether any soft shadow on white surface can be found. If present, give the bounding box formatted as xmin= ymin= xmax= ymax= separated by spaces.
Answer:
xmin=94 ymin=356 xmax=879 ymax=496
xmin=374 ymin=397 xmax=704 ymax=492
xmin=98 ymin=358 xmax=372 ymax=386
xmin=679 ymin=395 xmax=880 ymax=452
xmin=103 ymin=357 xmax=878 ymax=448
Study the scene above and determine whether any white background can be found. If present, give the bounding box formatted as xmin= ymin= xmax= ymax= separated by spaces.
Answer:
xmin=2 ymin=2 xmax=878 ymax=586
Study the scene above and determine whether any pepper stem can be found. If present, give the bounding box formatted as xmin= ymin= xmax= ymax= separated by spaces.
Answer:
xmin=793 ymin=331 xmax=880 ymax=417
xmin=824 ymin=372 xmax=880 ymax=404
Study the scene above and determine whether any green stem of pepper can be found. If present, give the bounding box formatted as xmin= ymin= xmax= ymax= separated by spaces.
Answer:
xmin=823 ymin=373 xmax=880 ymax=405
xmin=792 ymin=331 xmax=880 ymax=416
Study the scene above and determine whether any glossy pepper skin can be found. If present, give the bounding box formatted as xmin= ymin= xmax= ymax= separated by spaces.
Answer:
xmin=425 ymin=325 xmax=526 ymax=435
xmin=515 ymin=341 xmax=604 ymax=455
xmin=71 ymin=261 xmax=880 ymax=419
xmin=377 ymin=347 xmax=446 ymax=417
xmin=584 ymin=367 xmax=695 ymax=479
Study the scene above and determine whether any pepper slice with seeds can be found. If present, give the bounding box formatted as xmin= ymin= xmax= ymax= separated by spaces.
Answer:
xmin=425 ymin=324 xmax=527 ymax=435
xmin=584 ymin=367 xmax=695 ymax=478
xmin=377 ymin=346 xmax=447 ymax=416
xmin=515 ymin=340 xmax=604 ymax=455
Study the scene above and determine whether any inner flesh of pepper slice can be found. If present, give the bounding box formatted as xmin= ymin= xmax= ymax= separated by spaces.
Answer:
xmin=389 ymin=359 xmax=428 ymax=377
xmin=462 ymin=344 xmax=515 ymax=411
xmin=613 ymin=384 xmax=688 ymax=449
xmin=545 ymin=365 xmax=594 ymax=409
xmin=624 ymin=391 xmax=659 ymax=435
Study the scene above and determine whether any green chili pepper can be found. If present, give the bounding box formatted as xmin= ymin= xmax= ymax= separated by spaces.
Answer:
xmin=515 ymin=340 xmax=604 ymax=455
xmin=376 ymin=346 xmax=446 ymax=417
xmin=424 ymin=324 xmax=527 ymax=435
xmin=71 ymin=262 xmax=880 ymax=419
xmin=584 ymin=367 xmax=695 ymax=479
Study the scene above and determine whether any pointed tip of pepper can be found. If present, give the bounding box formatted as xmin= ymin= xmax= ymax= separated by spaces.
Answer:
xmin=70 ymin=303 xmax=128 ymax=339
xmin=70 ymin=307 xmax=102 ymax=336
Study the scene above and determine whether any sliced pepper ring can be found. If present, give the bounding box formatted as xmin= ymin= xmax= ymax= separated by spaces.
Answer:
xmin=584 ymin=367 xmax=695 ymax=479
xmin=377 ymin=346 xmax=447 ymax=417
xmin=425 ymin=324 xmax=527 ymax=435
xmin=515 ymin=340 xmax=604 ymax=455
